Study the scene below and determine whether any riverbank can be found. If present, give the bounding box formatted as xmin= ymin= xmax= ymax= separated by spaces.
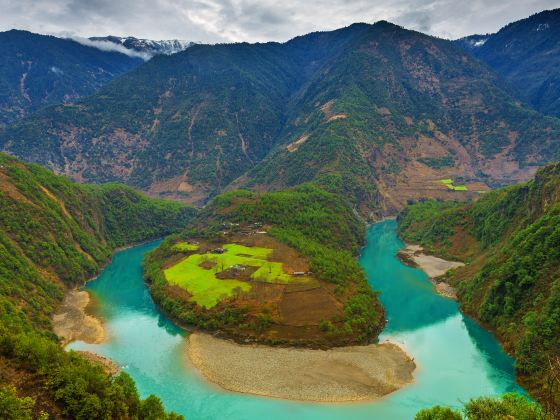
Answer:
xmin=75 ymin=350 xmax=120 ymax=375
xmin=397 ymin=244 xmax=463 ymax=299
xmin=185 ymin=332 xmax=415 ymax=402
xmin=53 ymin=290 xmax=105 ymax=346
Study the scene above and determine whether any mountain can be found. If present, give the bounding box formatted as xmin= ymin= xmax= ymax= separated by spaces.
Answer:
xmin=0 ymin=30 xmax=142 ymax=127
xmin=89 ymin=35 xmax=194 ymax=57
xmin=2 ymin=22 xmax=560 ymax=218
xmin=398 ymin=162 xmax=560 ymax=412
xmin=455 ymin=9 xmax=560 ymax=118
xmin=0 ymin=152 xmax=193 ymax=418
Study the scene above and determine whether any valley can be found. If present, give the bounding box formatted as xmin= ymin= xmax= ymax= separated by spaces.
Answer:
xmin=67 ymin=220 xmax=523 ymax=418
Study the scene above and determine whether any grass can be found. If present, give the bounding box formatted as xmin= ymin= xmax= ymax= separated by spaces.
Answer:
xmin=164 ymin=243 xmax=307 ymax=308
xmin=172 ymin=242 xmax=200 ymax=252
xmin=440 ymin=179 xmax=468 ymax=191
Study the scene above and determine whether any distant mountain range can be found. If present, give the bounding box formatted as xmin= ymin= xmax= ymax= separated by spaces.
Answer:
xmin=2 ymin=20 xmax=560 ymax=218
xmin=0 ymin=30 xmax=142 ymax=126
xmin=88 ymin=36 xmax=194 ymax=57
xmin=455 ymin=9 xmax=560 ymax=118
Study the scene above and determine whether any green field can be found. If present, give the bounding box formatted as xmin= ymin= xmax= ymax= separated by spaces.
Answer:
xmin=164 ymin=243 xmax=306 ymax=308
xmin=172 ymin=242 xmax=200 ymax=252
xmin=440 ymin=179 xmax=468 ymax=191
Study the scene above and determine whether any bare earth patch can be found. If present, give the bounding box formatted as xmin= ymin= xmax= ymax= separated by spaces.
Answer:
xmin=53 ymin=290 xmax=105 ymax=345
xmin=186 ymin=333 xmax=415 ymax=402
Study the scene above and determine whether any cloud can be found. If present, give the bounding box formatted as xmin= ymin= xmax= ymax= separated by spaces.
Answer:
xmin=0 ymin=0 xmax=557 ymax=43
xmin=67 ymin=35 xmax=152 ymax=60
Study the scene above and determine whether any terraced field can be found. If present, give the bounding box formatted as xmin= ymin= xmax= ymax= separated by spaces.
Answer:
xmin=164 ymin=243 xmax=309 ymax=308
xmin=440 ymin=179 xmax=468 ymax=191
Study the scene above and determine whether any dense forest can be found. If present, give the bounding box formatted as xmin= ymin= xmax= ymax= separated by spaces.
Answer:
xmin=398 ymin=162 xmax=560 ymax=415
xmin=0 ymin=153 xmax=194 ymax=418
xmin=144 ymin=184 xmax=384 ymax=345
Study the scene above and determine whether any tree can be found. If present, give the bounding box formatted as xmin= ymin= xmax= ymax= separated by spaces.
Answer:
xmin=139 ymin=395 xmax=167 ymax=420
xmin=0 ymin=386 xmax=35 ymax=420
xmin=415 ymin=406 xmax=462 ymax=420
xmin=464 ymin=393 xmax=545 ymax=420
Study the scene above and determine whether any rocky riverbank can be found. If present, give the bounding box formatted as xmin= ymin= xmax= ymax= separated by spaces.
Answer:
xmin=186 ymin=333 xmax=415 ymax=402
xmin=397 ymin=244 xmax=464 ymax=299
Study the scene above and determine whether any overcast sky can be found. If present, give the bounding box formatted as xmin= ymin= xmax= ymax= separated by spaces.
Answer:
xmin=1 ymin=0 xmax=558 ymax=43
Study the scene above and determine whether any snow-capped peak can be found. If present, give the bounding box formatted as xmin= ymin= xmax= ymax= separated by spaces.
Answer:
xmin=87 ymin=36 xmax=195 ymax=59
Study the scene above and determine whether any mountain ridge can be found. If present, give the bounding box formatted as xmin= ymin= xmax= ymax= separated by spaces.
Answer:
xmin=2 ymin=21 xmax=560 ymax=218
xmin=88 ymin=35 xmax=195 ymax=57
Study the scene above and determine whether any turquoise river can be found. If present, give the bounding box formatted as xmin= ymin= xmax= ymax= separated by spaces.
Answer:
xmin=69 ymin=220 xmax=525 ymax=419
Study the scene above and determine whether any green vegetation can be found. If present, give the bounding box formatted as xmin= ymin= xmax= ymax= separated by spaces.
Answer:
xmin=415 ymin=406 xmax=462 ymax=420
xmin=164 ymin=243 xmax=309 ymax=308
xmin=440 ymin=179 xmax=468 ymax=191
xmin=164 ymin=247 xmax=253 ymax=308
xmin=0 ymin=153 xmax=192 ymax=418
xmin=399 ymin=162 xmax=560 ymax=414
xmin=398 ymin=200 xmax=466 ymax=259
xmin=172 ymin=242 xmax=200 ymax=252
xmin=145 ymin=184 xmax=383 ymax=345
xmin=0 ymin=324 xmax=182 ymax=419
xmin=415 ymin=393 xmax=545 ymax=419
xmin=0 ymin=386 xmax=38 ymax=420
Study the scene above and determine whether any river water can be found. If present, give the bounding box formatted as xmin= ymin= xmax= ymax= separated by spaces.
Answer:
xmin=68 ymin=220 xmax=524 ymax=419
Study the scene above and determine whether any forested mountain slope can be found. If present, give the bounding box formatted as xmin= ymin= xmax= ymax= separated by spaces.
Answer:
xmin=244 ymin=21 xmax=560 ymax=215
xmin=0 ymin=24 xmax=367 ymax=205
xmin=0 ymin=153 xmax=194 ymax=418
xmin=456 ymin=9 xmax=560 ymax=118
xmin=398 ymin=162 xmax=560 ymax=412
xmin=0 ymin=30 xmax=142 ymax=126
xmin=2 ymin=22 xmax=559 ymax=217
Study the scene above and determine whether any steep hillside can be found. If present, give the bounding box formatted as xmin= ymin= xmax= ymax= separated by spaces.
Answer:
xmin=2 ymin=22 xmax=560 ymax=217
xmin=456 ymin=9 xmax=560 ymax=118
xmin=0 ymin=153 xmax=193 ymax=418
xmin=144 ymin=184 xmax=384 ymax=347
xmin=245 ymin=21 xmax=560 ymax=215
xmin=0 ymin=30 xmax=142 ymax=126
xmin=398 ymin=163 xmax=560 ymax=412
